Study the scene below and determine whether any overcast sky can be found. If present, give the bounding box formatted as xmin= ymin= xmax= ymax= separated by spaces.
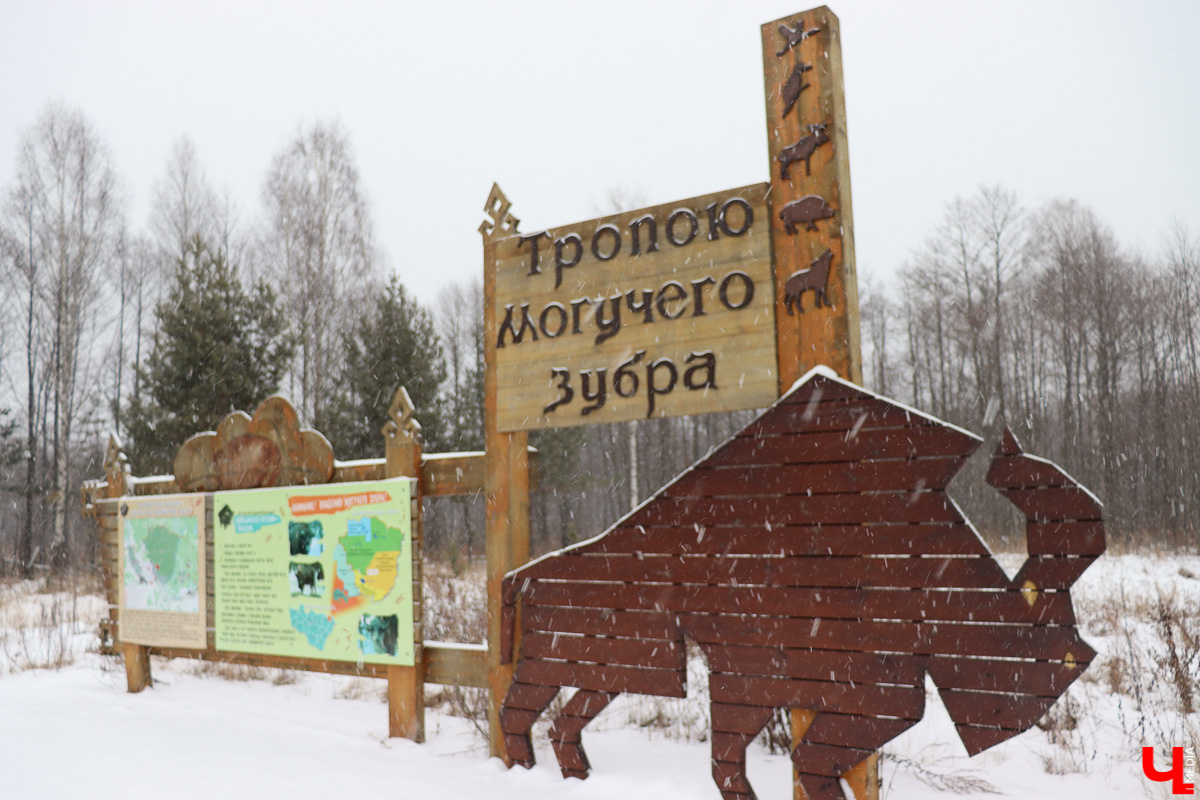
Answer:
xmin=2 ymin=0 xmax=1197 ymax=305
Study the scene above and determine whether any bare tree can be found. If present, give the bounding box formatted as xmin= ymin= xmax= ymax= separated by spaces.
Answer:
xmin=150 ymin=136 xmax=220 ymax=266
xmin=261 ymin=121 xmax=378 ymax=425
xmin=8 ymin=103 xmax=121 ymax=565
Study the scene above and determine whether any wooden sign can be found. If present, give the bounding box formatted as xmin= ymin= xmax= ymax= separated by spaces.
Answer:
xmin=498 ymin=368 xmax=1104 ymax=800
xmin=490 ymin=184 xmax=778 ymax=432
xmin=765 ymin=7 xmax=862 ymax=387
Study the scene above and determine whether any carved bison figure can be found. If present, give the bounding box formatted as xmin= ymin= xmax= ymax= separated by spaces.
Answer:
xmin=499 ymin=367 xmax=1103 ymax=800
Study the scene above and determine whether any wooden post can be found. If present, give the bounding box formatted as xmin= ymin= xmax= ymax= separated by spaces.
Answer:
xmin=105 ymin=434 xmax=154 ymax=693
xmin=383 ymin=386 xmax=425 ymax=742
xmin=480 ymin=184 xmax=529 ymax=762
xmin=763 ymin=7 xmax=873 ymax=799
xmin=765 ymin=6 xmax=862 ymax=389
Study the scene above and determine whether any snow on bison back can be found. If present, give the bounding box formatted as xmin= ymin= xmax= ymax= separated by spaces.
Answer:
xmin=498 ymin=367 xmax=1104 ymax=800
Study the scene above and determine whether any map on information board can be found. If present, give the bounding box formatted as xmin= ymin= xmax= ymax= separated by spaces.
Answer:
xmin=118 ymin=494 xmax=207 ymax=648
xmin=213 ymin=479 xmax=415 ymax=665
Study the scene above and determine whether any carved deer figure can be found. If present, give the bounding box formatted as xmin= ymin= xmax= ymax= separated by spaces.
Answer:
xmin=499 ymin=368 xmax=1103 ymax=800
xmin=779 ymin=123 xmax=830 ymax=180
xmin=784 ymin=248 xmax=834 ymax=314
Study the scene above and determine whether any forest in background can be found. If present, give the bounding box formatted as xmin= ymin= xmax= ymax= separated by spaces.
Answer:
xmin=1 ymin=102 xmax=1196 ymax=578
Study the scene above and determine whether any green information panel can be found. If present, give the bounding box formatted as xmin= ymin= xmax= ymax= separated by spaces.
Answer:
xmin=213 ymin=478 xmax=415 ymax=665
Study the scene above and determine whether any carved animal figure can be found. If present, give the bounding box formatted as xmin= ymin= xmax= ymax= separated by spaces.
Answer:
xmin=780 ymin=62 xmax=812 ymax=118
xmin=291 ymin=562 xmax=324 ymax=596
xmin=779 ymin=195 xmax=834 ymax=234
xmin=784 ymin=249 xmax=834 ymax=314
xmin=499 ymin=368 xmax=1103 ymax=800
xmin=779 ymin=123 xmax=830 ymax=180
xmin=776 ymin=21 xmax=820 ymax=57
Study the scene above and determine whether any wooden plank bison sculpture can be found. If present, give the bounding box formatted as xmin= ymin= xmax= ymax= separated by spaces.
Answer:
xmin=499 ymin=368 xmax=1104 ymax=800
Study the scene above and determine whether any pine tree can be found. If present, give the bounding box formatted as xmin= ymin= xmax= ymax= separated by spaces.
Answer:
xmin=123 ymin=236 xmax=293 ymax=474
xmin=323 ymin=275 xmax=448 ymax=459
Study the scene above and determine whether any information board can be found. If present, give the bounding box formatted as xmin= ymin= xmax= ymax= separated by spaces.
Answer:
xmin=118 ymin=494 xmax=207 ymax=649
xmin=213 ymin=478 xmax=415 ymax=666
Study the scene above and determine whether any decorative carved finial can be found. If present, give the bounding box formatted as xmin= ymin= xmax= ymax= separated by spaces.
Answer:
xmin=382 ymin=386 xmax=422 ymax=443
xmin=104 ymin=432 xmax=130 ymax=495
xmin=478 ymin=182 xmax=520 ymax=242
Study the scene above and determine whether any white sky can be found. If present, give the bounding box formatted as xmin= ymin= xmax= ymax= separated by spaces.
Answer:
xmin=2 ymin=0 xmax=1197 ymax=305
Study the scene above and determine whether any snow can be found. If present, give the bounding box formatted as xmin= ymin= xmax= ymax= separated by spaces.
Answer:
xmin=2 ymin=553 xmax=1197 ymax=799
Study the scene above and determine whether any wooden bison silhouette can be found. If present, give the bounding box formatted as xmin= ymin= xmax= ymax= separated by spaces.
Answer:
xmin=499 ymin=367 xmax=1103 ymax=800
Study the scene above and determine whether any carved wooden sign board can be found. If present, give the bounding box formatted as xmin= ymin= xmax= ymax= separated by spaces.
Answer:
xmin=499 ymin=368 xmax=1105 ymax=800
xmin=483 ymin=5 xmax=861 ymax=432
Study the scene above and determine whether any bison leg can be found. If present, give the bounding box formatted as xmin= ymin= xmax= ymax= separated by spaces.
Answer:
xmin=500 ymin=682 xmax=559 ymax=769
xmin=548 ymin=689 xmax=618 ymax=779
xmin=710 ymin=702 xmax=774 ymax=800
xmin=792 ymin=712 xmax=916 ymax=800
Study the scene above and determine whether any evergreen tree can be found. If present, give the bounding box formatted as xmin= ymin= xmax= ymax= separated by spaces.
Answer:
xmin=324 ymin=275 xmax=448 ymax=459
xmin=124 ymin=236 xmax=293 ymax=474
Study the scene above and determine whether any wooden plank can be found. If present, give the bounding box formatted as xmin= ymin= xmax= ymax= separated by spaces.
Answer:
xmin=664 ymin=458 xmax=968 ymax=497
xmin=683 ymin=615 xmax=921 ymax=653
xmin=710 ymin=702 xmax=778 ymax=735
xmin=999 ymin=488 xmax=1103 ymax=522
xmin=928 ymin=656 xmax=1088 ymax=696
xmin=938 ymin=689 xmax=1058 ymax=730
xmin=331 ymin=459 xmax=386 ymax=483
xmin=738 ymin=398 xmax=919 ymax=436
xmin=587 ymin=523 xmax=991 ymax=557
xmin=956 ymin=724 xmax=1021 ymax=755
xmin=421 ymin=452 xmax=486 ymax=496
xmin=520 ymin=582 xmax=1077 ymax=625
xmin=515 ymin=658 xmax=685 ymax=698
xmin=1014 ymin=556 xmax=1099 ymax=589
xmin=1026 ymin=521 xmax=1106 ymax=556
xmin=424 ymin=643 xmax=488 ymax=688
xmin=630 ymin=492 xmax=965 ymax=527
xmin=986 ymin=456 xmax=1074 ymax=489
xmin=517 ymin=554 xmax=1010 ymax=590
xmin=521 ymin=632 xmax=684 ymax=669
xmin=522 ymin=606 xmax=676 ymax=640
xmin=150 ymin=647 xmax=390 ymax=678
xmin=708 ymin=426 xmax=978 ymax=468
xmin=710 ymin=674 xmax=923 ymax=719
xmin=490 ymin=182 xmax=777 ymax=432
xmin=919 ymin=623 xmax=1087 ymax=660
xmin=795 ymin=714 xmax=913 ymax=749
xmin=704 ymin=646 xmax=923 ymax=685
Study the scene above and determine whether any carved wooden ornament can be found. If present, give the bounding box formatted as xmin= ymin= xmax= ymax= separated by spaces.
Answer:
xmin=174 ymin=396 xmax=334 ymax=492
xmin=499 ymin=367 xmax=1104 ymax=800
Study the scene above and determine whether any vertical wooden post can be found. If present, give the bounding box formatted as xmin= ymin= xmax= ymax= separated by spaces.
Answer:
xmin=480 ymin=184 xmax=528 ymax=762
xmin=763 ymin=7 xmax=873 ymax=799
xmin=383 ymin=387 xmax=425 ymax=742
xmin=106 ymin=434 xmax=153 ymax=693
xmin=765 ymin=5 xmax=862 ymax=390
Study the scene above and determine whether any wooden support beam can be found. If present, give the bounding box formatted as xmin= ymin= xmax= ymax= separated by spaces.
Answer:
xmin=481 ymin=184 xmax=529 ymax=763
xmin=762 ymin=7 xmax=872 ymax=798
xmin=383 ymin=386 xmax=426 ymax=743
xmin=423 ymin=642 xmax=488 ymax=688
xmin=123 ymin=641 xmax=152 ymax=692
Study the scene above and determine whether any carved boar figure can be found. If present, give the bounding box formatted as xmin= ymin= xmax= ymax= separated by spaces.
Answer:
xmin=499 ymin=367 xmax=1104 ymax=800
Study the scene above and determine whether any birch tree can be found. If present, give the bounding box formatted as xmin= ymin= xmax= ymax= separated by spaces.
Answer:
xmin=261 ymin=121 xmax=378 ymax=426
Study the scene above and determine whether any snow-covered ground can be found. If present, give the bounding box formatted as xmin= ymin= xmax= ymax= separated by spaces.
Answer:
xmin=1 ymin=553 xmax=1197 ymax=799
